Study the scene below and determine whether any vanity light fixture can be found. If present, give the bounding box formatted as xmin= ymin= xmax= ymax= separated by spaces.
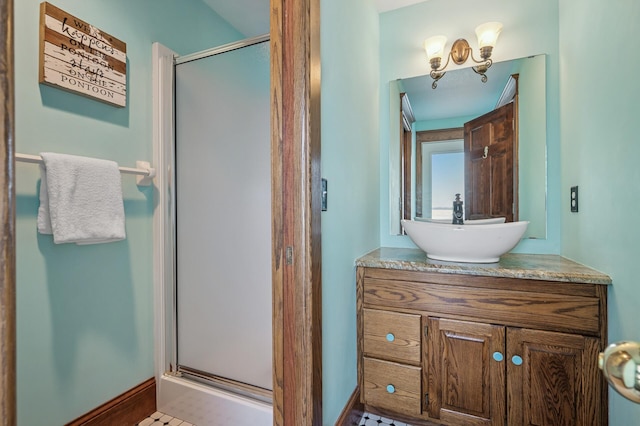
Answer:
xmin=424 ymin=22 xmax=503 ymax=89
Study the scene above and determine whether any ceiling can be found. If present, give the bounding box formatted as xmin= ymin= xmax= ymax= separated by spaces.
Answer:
xmin=201 ymin=0 xmax=428 ymax=37
xmin=376 ymin=0 xmax=428 ymax=13
xmin=202 ymin=0 xmax=270 ymax=37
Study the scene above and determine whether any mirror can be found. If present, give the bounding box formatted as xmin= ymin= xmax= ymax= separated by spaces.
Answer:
xmin=390 ymin=55 xmax=547 ymax=239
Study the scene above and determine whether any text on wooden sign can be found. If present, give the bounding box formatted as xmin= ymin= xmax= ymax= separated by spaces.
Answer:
xmin=39 ymin=2 xmax=127 ymax=107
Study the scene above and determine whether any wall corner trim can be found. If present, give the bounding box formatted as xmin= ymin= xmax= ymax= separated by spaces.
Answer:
xmin=335 ymin=387 xmax=364 ymax=426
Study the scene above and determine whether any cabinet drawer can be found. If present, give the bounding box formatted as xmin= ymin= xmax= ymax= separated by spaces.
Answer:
xmin=363 ymin=277 xmax=601 ymax=335
xmin=363 ymin=357 xmax=421 ymax=415
xmin=363 ymin=308 xmax=421 ymax=363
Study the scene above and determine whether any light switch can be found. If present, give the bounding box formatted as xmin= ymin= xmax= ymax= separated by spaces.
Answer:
xmin=570 ymin=186 xmax=579 ymax=212
xmin=321 ymin=178 xmax=327 ymax=211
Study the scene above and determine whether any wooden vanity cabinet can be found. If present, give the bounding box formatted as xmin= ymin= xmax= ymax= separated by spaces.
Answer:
xmin=356 ymin=266 xmax=608 ymax=426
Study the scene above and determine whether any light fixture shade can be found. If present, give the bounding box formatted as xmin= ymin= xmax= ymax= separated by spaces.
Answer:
xmin=423 ymin=35 xmax=447 ymax=61
xmin=475 ymin=22 xmax=503 ymax=48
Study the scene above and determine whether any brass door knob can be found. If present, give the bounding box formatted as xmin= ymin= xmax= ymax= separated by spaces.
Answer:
xmin=599 ymin=341 xmax=640 ymax=403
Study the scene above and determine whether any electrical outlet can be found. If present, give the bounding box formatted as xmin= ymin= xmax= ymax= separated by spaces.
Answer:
xmin=570 ymin=186 xmax=579 ymax=212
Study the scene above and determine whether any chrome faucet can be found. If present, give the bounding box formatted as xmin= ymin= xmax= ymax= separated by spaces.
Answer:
xmin=452 ymin=194 xmax=464 ymax=225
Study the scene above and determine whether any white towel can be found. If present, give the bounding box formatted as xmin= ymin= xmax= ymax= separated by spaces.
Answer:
xmin=38 ymin=152 xmax=126 ymax=245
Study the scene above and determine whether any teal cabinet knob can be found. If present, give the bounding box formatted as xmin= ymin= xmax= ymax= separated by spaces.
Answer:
xmin=386 ymin=384 xmax=395 ymax=394
xmin=386 ymin=333 xmax=395 ymax=342
xmin=492 ymin=352 xmax=504 ymax=362
xmin=512 ymin=355 xmax=523 ymax=366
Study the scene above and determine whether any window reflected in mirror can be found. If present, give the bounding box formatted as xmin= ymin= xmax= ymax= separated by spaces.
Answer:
xmin=431 ymin=150 xmax=464 ymax=220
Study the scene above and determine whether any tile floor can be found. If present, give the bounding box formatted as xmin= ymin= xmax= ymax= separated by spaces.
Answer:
xmin=138 ymin=410 xmax=409 ymax=426
xmin=358 ymin=412 xmax=411 ymax=426
xmin=137 ymin=411 xmax=194 ymax=426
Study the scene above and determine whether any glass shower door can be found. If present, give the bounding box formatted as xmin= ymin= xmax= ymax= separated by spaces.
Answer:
xmin=174 ymin=40 xmax=272 ymax=392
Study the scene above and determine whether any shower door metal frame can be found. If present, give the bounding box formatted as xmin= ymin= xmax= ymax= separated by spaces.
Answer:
xmin=174 ymin=34 xmax=269 ymax=66
xmin=153 ymin=35 xmax=273 ymax=404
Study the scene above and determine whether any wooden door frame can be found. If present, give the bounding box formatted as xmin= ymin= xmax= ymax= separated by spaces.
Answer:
xmin=271 ymin=0 xmax=322 ymax=425
xmin=401 ymin=127 xmax=411 ymax=221
xmin=0 ymin=0 xmax=322 ymax=423
xmin=414 ymin=128 xmax=465 ymax=219
xmin=0 ymin=0 xmax=16 ymax=424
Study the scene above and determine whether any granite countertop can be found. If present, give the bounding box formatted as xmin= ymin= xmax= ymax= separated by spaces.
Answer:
xmin=356 ymin=247 xmax=612 ymax=285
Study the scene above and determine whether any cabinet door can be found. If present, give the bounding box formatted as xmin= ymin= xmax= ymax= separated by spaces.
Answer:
xmin=507 ymin=328 xmax=603 ymax=426
xmin=427 ymin=317 xmax=506 ymax=425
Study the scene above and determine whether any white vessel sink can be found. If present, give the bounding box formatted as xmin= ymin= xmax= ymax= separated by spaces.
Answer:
xmin=401 ymin=219 xmax=529 ymax=263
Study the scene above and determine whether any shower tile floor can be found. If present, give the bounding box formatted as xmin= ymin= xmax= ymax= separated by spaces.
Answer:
xmin=137 ymin=411 xmax=194 ymax=426
xmin=137 ymin=410 xmax=410 ymax=426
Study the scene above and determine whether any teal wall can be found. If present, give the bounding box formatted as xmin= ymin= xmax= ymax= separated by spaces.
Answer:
xmin=559 ymin=0 xmax=640 ymax=423
xmin=14 ymin=1 xmax=241 ymax=424
xmin=320 ymin=0 xmax=381 ymax=424
xmin=415 ymin=115 xmax=477 ymax=132
xmin=379 ymin=0 xmax=561 ymax=254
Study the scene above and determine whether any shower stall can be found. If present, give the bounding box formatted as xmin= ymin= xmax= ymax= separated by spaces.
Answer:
xmin=152 ymin=36 xmax=272 ymax=425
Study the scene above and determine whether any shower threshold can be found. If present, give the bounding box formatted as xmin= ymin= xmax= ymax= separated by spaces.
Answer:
xmin=177 ymin=365 xmax=272 ymax=405
xmin=157 ymin=371 xmax=273 ymax=426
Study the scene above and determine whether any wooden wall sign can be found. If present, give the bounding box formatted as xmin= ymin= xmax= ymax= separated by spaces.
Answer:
xmin=39 ymin=2 xmax=127 ymax=107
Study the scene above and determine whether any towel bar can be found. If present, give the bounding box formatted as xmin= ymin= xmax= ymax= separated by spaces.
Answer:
xmin=15 ymin=153 xmax=156 ymax=186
